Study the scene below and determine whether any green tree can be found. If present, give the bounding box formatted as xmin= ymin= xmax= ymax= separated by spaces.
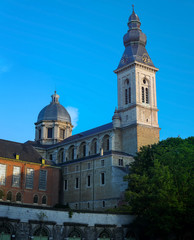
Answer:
xmin=125 ymin=137 xmax=194 ymax=240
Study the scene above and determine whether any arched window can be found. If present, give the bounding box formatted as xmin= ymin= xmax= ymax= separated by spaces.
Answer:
xmin=125 ymin=89 xmax=128 ymax=104
xmin=126 ymin=231 xmax=137 ymax=240
xmin=42 ymin=195 xmax=47 ymax=205
xmin=91 ymin=138 xmax=97 ymax=155
xmin=68 ymin=145 xmax=74 ymax=160
xmin=79 ymin=142 xmax=86 ymax=158
xmin=58 ymin=148 xmax=64 ymax=163
xmin=6 ymin=191 xmax=12 ymax=201
xmin=146 ymin=87 xmax=149 ymax=103
xmin=107 ymin=138 xmax=109 ymax=151
xmin=99 ymin=230 xmax=111 ymax=239
xmin=102 ymin=135 xmax=110 ymax=153
xmin=33 ymin=227 xmax=49 ymax=237
xmin=142 ymin=78 xmax=149 ymax=104
xmin=129 ymin=87 xmax=131 ymax=103
xmin=16 ymin=192 xmax=21 ymax=202
xmin=142 ymin=87 xmax=145 ymax=103
xmin=69 ymin=229 xmax=82 ymax=238
xmin=33 ymin=195 xmax=38 ymax=204
xmin=124 ymin=78 xmax=131 ymax=105
xmin=0 ymin=190 xmax=4 ymax=200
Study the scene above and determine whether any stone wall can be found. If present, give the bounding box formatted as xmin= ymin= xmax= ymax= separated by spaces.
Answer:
xmin=137 ymin=124 xmax=160 ymax=151
xmin=0 ymin=204 xmax=134 ymax=240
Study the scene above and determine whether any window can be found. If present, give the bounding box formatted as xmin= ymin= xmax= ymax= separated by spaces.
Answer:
xmin=76 ymin=165 xmax=79 ymax=172
xmin=49 ymin=154 xmax=52 ymax=160
xmin=60 ymin=129 xmax=65 ymax=139
xmin=12 ymin=166 xmax=21 ymax=187
xmin=38 ymin=129 xmax=41 ymax=139
xmin=64 ymin=180 xmax=68 ymax=190
xmin=0 ymin=164 xmax=6 ymax=185
xmin=47 ymin=128 xmax=53 ymax=138
xmin=75 ymin=178 xmax=79 ymax=189
xmin=129 ymin=87 xmax=131 ymax=103
xmin=64 ymin=167 xmax=68 ymax=174
xmin=101 ymin=172 xmax=105 ymax=185
xmin=142 ymin=87 xmax=145 ymax=103
xmin=101 ymin=160 xmax=104 ymax=167
xmin=88 ymin=202 xmax=90 ymax=209
xmin=0 ymin=190 xmax=4 ymax=200
xmin=33 ymin=195 xmax=38 ymax=204
xmin=87 ymin=175 xmax=91 ymax=187
xmin=39 ymin=170 xmax=47 ymax=191
xmin=71 ymin=148 xmax=74 ymax=160
xmin=42 ymin=195 xmax=47 ymax=205
xmin=58 ymin=150 xmax=64 ymax=163
xmin=69 ymin=145 xmax=74 ymax=160
xmin=83 ymin=144 xmax=86 ymax=157
xmin=102 ymin=201 xmax=105 ymax=208
xmin=94 ymin=141 xmax=97 ymax=154
xmin=125 ymin=89 xmax=128 ymax=104
xmin=26 ymin=168 xmax=34 ymax=189
xmin=106 ymin=138 xmax=109 ymax=151
xmin=7 ymin=191 xmax=12 ymax=201
xmin=88 ymin=162 xmax=91 ymax=169
xmin=119 ymin=159 xmax=123 ymax=166
xmin=16 ymin=192 xmax=21 ymax=202
xmin=146 ymin=87 xmax=149 ymax=104
xmin=79 ymin=142 xmax=86 ymax=158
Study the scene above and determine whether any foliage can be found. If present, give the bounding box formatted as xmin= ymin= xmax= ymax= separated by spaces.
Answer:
xmin=125 ymin=137 xmax=194 ymax=239
xmin=37 ymin=211 xmax=48 ymax=221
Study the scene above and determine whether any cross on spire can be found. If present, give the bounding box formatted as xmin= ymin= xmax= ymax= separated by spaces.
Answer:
xmin=132 ymin=4 xmax=134 ymax=12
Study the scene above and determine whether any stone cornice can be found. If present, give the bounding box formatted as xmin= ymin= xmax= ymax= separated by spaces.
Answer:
xmin=117 ymin=103 xmax=158 ymax=113
xmin=114 ymin=61 xmax=159 ymax=74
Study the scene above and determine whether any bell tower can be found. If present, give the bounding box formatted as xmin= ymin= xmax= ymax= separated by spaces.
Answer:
xmin=114 ymin=6 xmax=160 ymax=155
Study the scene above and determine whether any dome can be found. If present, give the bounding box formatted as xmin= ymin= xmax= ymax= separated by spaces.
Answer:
xmin=37 ymin=91 xmax=71 ymax=123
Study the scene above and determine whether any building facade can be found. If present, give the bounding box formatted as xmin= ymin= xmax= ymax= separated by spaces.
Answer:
xmin=0 ymin=140 xmax=60 ymax=207
xmin=29 ymin=8 xmax=160 ymax=211
xmin=0 ymin=7 xmax=161 ymax=240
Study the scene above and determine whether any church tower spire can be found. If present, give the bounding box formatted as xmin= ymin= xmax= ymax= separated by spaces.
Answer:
xmin=114 ymin=7 xmax=160 ymax=155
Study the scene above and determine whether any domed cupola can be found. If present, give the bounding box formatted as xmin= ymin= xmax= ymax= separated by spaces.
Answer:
xmin=116 ymin=5 xmax=155 ymax=70
xmin=35 ymin=91 xmax=73 ymax=145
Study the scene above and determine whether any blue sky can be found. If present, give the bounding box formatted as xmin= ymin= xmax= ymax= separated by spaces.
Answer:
xmin=0 ymin=0 xmax=194 ymax=143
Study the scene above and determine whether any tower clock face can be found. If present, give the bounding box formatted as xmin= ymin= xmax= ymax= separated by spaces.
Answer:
xmin=142 ymin=54 xmax=150 ymax=63
xmin=121 ymin=54 xmax=129 ymax=64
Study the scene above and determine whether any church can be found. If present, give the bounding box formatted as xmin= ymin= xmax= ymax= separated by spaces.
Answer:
xmin=0 ymin=7 xmax=160 ymax=239
xmin=0 ymin=6 xmax=160 ymax=240
xmin=28 ymin=7 xmax=160 ymax=211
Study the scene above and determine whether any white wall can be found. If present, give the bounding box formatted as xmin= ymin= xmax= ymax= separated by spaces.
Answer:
xmin=0 ymin=205 xmax=134 ymax=227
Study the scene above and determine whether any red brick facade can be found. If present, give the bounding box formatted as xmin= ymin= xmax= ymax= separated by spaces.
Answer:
xmin=0 ymin=157 xmax=60 ymax=207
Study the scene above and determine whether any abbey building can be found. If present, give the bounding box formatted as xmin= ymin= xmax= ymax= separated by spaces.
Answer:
xmin=0 ymin=8 xmax=160 ymax=212
xmin=30 ymin=8 xmax=160 ymax=211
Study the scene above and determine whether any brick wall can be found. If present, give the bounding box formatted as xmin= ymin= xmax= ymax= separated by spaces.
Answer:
xmin=0 ymin=158 xmax=60 ymax=207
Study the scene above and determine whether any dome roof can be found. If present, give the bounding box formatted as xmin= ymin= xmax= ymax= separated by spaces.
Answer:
xmin=37 ymin=91 xmax=71 ymax=123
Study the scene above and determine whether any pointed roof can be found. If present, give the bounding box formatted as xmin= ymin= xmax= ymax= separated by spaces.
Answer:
xmin=116 ymin=6 xmax=155 ymax=71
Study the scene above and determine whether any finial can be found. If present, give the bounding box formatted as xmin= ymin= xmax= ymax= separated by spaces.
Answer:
xmin=54 ymin=90 xmax=56 ymax=94
xmin=132 ymin=4 xmax=134 ymax=12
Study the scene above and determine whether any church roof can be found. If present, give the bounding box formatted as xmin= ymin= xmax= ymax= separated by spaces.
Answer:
xmin=37 ymin=91 xmax=71 ymax=123
xmin=28 ymin=122 xmax=113 ymax=149
xmin=0 ymin=139 xmax=53 ymax=165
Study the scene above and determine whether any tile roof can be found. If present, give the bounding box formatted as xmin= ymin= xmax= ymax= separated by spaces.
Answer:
xmin=0 ymin=139 xmax=53 ymax=165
